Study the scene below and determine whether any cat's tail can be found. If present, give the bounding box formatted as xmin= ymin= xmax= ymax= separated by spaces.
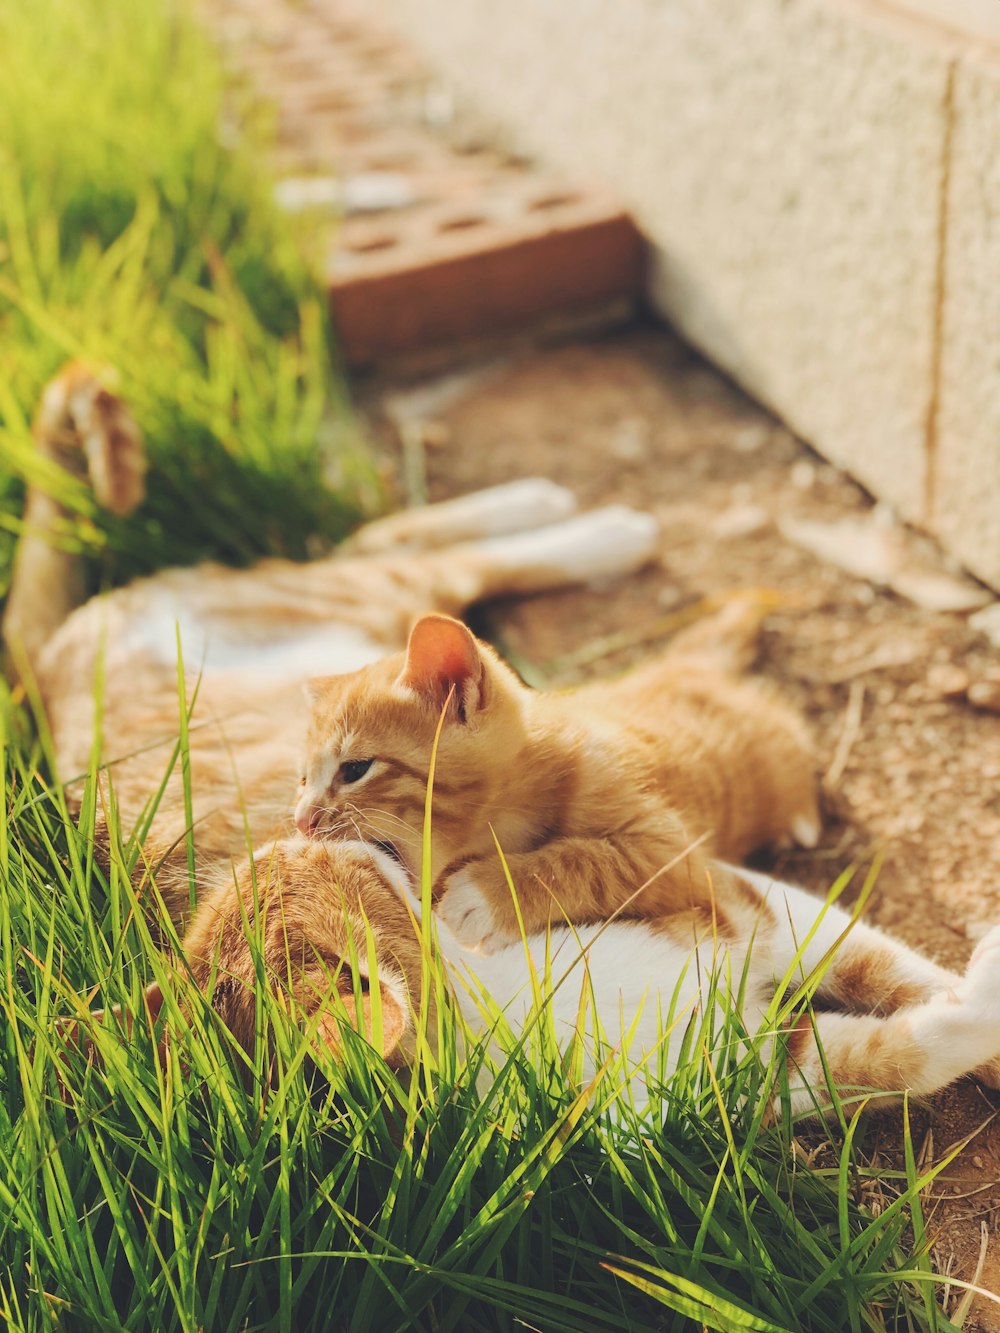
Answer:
xmin=3 ymin=363 xmax=146 ymax=686
xmin=661 ymin=588 xmax=794 ymax=676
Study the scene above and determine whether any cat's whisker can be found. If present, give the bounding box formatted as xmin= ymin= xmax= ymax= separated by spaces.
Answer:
xmin=348 ymin=806 xmax=421 ymax=838
xmin=313 ymin=811 xmax=351 ymax=840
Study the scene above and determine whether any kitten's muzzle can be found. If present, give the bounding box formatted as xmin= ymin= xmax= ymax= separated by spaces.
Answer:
xmin=294 ymin=803 xmax=324 ymax=837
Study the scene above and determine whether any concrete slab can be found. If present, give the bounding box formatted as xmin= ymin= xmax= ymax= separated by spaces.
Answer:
xmin=383 ymin=0 xmax=956 ymax=522
xmin=932 ymin=45 xmax=1000 ymax=586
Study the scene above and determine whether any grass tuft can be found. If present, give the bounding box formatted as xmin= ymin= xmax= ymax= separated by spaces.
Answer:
xmin=0 ymin=0 xmax=378 ymax=599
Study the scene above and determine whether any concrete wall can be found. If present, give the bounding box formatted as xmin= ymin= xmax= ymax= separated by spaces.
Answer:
xmin=381 ymin=0 xmax=1000 ymax=588
xmin=933 ymin=44 xmax=1000 ymax=583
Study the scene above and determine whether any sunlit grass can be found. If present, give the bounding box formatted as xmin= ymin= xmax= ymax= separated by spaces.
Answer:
xmin=0 ymin=0 xmax=377 ymax=598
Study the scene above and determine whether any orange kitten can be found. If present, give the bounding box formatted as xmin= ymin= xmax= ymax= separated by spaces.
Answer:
xmin=297 ymin=611 xmax=820 ymax=947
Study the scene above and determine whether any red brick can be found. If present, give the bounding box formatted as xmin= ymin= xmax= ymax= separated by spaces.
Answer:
xmin=201 ymin=0 xmax=644 ymax=363
xmin=329 ymin=192 xmax=643 ymax=365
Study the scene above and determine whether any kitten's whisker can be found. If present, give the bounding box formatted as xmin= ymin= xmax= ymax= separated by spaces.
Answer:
xmin=344 ymin=804 xmax=421 ymax=840
xmin=315 ymin=813 xmax=350 ymax=839
xmin=351 ymin=807 xmax=421 ymax=837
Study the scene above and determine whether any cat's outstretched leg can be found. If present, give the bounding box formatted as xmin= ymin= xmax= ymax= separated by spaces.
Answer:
xmin=742 ymin=871 xmax=1000 ymax=1091
xmin=334 ymin=506 xmax=660 ymax=636
xmin=742 ymin=872 xmax=960 ymax=1005
xmin=460 ymin=505 xmax=661 ymax=595
xmin=783 ymin=924 xmax=1000 ymax=1114
xmin=345 ymin=479 xmax=577 ymax=555
xmin=662 ymin=590 xmax=781 ymax=676
xmin=3 ymin=363 xmax=145 ymax=683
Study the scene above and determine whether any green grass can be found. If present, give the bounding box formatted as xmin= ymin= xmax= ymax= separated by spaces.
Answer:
xmin=0 ymin=0 xmax=377 ymax=597
xmin=0 ymin=1 xmax=974 ymax=1329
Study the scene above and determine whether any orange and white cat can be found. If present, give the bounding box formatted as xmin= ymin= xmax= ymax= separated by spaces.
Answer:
xmin=181 ymin=836 xmax=1000 ymax=1114
xmin=9 ymin=364 xmax=1000 ymax=1109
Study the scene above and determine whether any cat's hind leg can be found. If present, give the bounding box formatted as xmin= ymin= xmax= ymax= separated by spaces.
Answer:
xmin=462 ymin=505 xmax=660 ymax=596
xmin=662 ymin=590 xmax=781 ymax=676
xmin=746 ymin=874 xmax=965 ymax=1007
xmin=349 ymin=505 xmax=660 ymax=627
xmin=345 ymin=479 xmax=577 ymax=555
xmin=805 ymin=895 xmax=1000 ymax=1091
xmin=748 ymin=872 xmax=962 ymax=1011
xmin=743 ymin=871 xmax=1000 ymax=1092
xmin=783 ymin=924 xmax=1000 ymax=1114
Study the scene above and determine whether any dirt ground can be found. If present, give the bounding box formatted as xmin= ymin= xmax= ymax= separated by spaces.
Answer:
xmin=362 ymin=323 xmax=1000 ymax=1330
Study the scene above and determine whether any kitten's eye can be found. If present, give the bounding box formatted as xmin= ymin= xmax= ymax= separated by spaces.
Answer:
xmin=340 ymin=758 xmax=374 ymax=784
xmin=297 ymin=774 xmax=306 ymax=788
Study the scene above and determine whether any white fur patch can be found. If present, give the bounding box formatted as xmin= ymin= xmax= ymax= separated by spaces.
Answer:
xmin=338 ymin=838 xmax=415 ymax=902
xmin=117 ymin=593 xmax=385 ymax=681
xmin=467 ymin=478 xmax=577 ymax=535
xmin=905 ymin=925 xmax=1000 ymax=1090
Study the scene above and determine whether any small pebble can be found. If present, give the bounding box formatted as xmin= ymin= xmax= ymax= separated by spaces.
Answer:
xmin=608 ymin=417 xmax=651 ymax=463
xmin=967 ymin=671 xmax=1000 ymax=713
xmin=926 ymin=664 xmax=970 ymax=699
xmin=790 ymin=460 xmax=816 ymax=490
xmin=969 ymin=602 xmax=1000 ymax=648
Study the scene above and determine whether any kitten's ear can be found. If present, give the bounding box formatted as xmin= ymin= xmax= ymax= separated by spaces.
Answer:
xmin=400 ymin=615 xmax=485 ymax=723
xmin=304 ymin=676 xmax=332 ymax=706
xmin=315 ymin=987 xmax=410 ymax=1065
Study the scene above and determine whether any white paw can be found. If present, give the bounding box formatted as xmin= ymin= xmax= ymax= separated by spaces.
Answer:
xmin=568 ymin=506 xmax=660 ymax=581
xmin=485 ymin=478 xmax=577 ymax=532
xmin=961 ymin=924 xmax=1000 ymax=1015
xmin=438 ymin=871 xmax=497 ymax=948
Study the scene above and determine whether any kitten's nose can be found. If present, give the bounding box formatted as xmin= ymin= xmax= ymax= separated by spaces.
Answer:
xmin=295 ymin=805 xmax=322 ymax=837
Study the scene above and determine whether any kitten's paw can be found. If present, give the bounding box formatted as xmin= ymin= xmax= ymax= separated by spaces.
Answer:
xmin=36 ymin=364 xmax=146 ymax=516
xmin=438 ymin=870 xmax=498 ymax=949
